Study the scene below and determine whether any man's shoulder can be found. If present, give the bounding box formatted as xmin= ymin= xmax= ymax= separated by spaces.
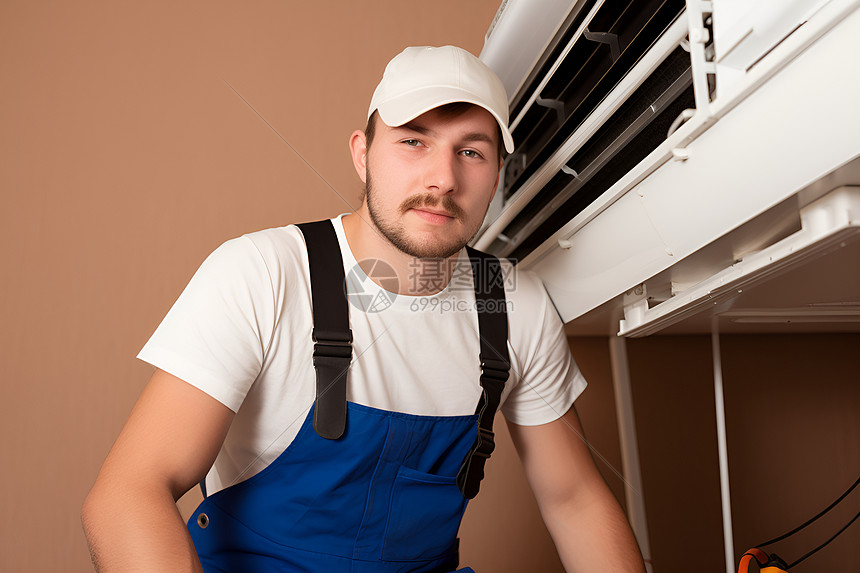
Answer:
xmin=241 ymin=222 xmax=303 ymax=248
xmin=193 ymin=224 xmax=310 ymax=290
xmin=233 ymin=223 xmax=309 ymax=268
xmin=502 ymin=265 xmax=548 ymax=316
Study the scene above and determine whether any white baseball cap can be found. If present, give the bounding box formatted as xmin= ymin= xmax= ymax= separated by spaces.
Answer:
xmin=368 ymin=45 xmax=514 ymax=154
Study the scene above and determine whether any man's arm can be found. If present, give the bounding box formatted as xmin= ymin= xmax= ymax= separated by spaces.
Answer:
xmin=82 ymin=369 xmax=234 ymax=572
xmin=507 ymin=405 xmax=646 ymax=572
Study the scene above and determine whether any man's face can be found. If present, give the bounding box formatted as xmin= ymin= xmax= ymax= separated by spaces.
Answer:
xmin=360 ymin=105 xmax=502 ymax=259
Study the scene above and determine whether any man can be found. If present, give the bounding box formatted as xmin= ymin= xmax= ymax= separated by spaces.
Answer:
xmin=82 ymin=46 xmax=645 ymax=572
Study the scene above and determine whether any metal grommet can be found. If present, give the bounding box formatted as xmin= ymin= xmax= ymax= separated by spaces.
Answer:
xmin=197 ymin=513 xmax=209 ymax=529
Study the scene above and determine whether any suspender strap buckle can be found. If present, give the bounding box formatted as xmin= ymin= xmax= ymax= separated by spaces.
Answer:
xmin=310 ymin=328 xmax=352 ymax=440
xmin=472 ymin=426 xmax=496 ymax=459
xmin=312 ymin=328 xmax=353 ymax=360
xmin=458 ymin=359 xmax=508 ymax=499
xmin=458 ymin=371 xmax=508 ymax=499
xmin=480 ymin=357 xmax=509 ymax=382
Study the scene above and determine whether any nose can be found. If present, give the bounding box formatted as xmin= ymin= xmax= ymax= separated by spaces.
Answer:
xmin=423 ymin=149 xmax=458 ymax=194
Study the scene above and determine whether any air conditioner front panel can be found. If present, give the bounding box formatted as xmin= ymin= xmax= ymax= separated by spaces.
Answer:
xmin=526 ymin=4 xmax=860 ymax=326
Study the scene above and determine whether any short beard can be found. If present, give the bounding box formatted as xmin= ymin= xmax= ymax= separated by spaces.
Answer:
xmin=365 ymin=171 xmax=478 ymax=260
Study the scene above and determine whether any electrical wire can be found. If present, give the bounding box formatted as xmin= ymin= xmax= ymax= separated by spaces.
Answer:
xmin=754 ymin=474 xmax=859 ymax=548
xmin=787 ymin=509 xmax=860 ymax=569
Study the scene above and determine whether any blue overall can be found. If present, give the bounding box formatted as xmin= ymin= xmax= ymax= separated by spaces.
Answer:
xmin=187 ymin=220 xmax=509 ymax=572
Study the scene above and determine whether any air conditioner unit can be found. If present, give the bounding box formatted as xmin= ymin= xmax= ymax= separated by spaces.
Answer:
xmin=475 ymin=0 xmax=860 ymax=337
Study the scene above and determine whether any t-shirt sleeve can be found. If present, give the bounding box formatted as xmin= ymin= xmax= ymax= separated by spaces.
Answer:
xmin=137 ymin=236 xmax=276 ymax=412
xmin=500 ymin=271 xmax=587 ymax=426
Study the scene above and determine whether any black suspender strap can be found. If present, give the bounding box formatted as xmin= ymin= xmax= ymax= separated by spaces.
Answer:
xmin=457 ymin=246 xmax=511 ymax=499
xmin=297 ymin=220 xmax=352 ymax=440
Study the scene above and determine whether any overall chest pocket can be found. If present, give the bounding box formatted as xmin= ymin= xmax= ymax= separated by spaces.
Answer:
xmin=380 ymin=465 xmax=468 ymax=562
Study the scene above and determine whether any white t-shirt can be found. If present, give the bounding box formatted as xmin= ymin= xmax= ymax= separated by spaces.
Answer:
xmin=138 ymin=215 xmax=586 ymax=495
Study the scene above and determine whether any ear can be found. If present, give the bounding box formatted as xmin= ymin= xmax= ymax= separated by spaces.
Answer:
xmin=349 ymin=129 xmax=368 ymax=183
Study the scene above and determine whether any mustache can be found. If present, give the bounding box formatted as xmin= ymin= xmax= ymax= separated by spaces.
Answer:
xmin=399 ymin=194 xmax=465 ymax=219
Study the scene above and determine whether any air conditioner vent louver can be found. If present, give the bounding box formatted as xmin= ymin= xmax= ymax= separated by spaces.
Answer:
xmin=503 ymin=0 xmax=686 ymax=201
xmin=493 ymin=43 xmax=693 ymax=260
